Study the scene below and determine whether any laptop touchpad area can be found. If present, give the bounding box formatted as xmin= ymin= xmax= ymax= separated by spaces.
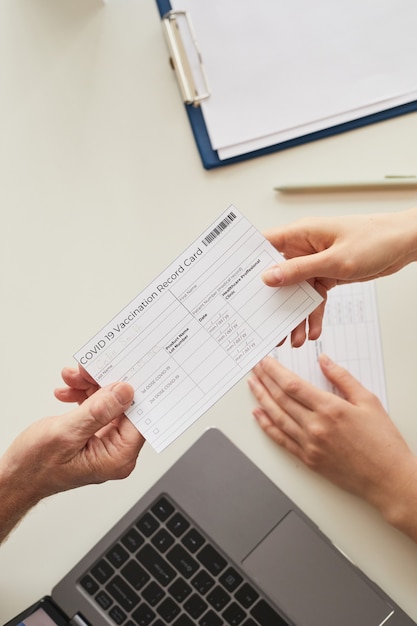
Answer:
xmin=242 ymin=511 xmax=393 ymax=626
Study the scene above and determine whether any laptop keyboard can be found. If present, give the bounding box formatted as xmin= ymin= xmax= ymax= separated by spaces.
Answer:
xmin=79 ymin=494 xmax=289 ymax=626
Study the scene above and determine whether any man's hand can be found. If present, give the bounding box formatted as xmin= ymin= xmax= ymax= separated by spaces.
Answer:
xmin=54 ymin=364 xmax=100 ymax=404
xmin=0 ymin=381 xmax=145 ymax=543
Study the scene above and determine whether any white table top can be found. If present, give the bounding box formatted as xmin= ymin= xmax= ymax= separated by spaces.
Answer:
xmin=1 ymin=0 xmax=417 ymax=622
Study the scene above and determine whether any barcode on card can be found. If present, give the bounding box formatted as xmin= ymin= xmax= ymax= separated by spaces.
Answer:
xmin=202 ymin=211 xmax=237 ymax=246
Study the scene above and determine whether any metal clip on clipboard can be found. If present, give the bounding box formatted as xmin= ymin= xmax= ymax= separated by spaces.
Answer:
xmin=162 ymin=10 xmax=210 ymax=106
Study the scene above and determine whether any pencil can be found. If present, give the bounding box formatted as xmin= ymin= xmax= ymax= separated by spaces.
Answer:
xmin=274 ymin=177 xmax=417 ymax=193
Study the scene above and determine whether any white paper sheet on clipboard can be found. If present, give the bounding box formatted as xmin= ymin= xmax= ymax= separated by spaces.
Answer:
xmin=169 ymin=0 xmax=417 ymax=161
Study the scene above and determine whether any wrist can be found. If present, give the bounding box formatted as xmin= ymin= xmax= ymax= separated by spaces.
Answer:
xmin=0 ymin=455 xmax=43 ymax=544
xmin=369 ymin=453 xmax=417 ymax=542
xmin=394 ymin=207 xmax=417 ymax=265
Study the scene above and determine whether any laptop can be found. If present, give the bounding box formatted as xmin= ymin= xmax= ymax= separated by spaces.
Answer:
xmin=7 ymin=428 xmax=415 ymax=626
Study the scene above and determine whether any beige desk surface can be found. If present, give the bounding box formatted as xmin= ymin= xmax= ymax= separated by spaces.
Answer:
xmin=2 ymin=0 xmax=417 ymax=622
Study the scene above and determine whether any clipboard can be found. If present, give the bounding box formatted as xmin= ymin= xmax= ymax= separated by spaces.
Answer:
xmin=155 ymin=0 xmax=417 ymax=170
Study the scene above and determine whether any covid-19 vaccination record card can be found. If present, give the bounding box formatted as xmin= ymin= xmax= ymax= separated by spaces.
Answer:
xmin=75 ymin=207 xmax=322 ymax=452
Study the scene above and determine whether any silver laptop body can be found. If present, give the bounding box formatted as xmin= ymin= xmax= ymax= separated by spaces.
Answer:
xmin=50 ymin=428 xmax=414 ymax=626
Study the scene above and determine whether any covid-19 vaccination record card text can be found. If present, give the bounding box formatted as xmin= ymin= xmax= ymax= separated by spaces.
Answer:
xmin=74 ymin=207 xmax=322 ymax=452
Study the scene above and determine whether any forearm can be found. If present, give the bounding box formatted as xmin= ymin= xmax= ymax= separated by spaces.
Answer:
xmin=0 ymin=458 xmax=42 ymax=544
xmin=383 ymin=206 xmax=417 ymax=268
xmin=329 ymin=207 xmax=417 ymax=277
xmin=367 ymin=454 xmax=417 ymax=544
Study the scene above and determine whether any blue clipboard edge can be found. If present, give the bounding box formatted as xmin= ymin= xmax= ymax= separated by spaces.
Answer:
xmin=156 ymin=0 xmax=417 ymax=170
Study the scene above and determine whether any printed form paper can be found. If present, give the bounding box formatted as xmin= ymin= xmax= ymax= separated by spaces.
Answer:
xmin=271 ymin=282 xmax=387 ymax=409
xmin=171 ymin=0 xmax=417 ymax=159
xmin=75 ymin=207 xmax=322 ymax=452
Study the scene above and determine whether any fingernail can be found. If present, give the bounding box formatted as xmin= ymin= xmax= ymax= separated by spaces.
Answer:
xmin=262 ymin=266 xmax=283 ymax=285
xmin=112 ymin=382 xmax=133 ymax=405
xmin=319 ymin=353 xmax=333 ymax=366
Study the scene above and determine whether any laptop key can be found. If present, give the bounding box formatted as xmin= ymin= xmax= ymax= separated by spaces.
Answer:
xmin=219 ymin=567 xmax=243 ymax=592
xmin=95 ymin=590 xmax=113 ymax=610
xmin=131 ymin=602 xmax=155 ymax=626
xmin=107 ymin=543 xmax=129 ymax=568
xmin=109 ymin=605 xmax=127 ymax=625
xmin=142 ymin=580 xmax=164 ymax=606
xmin=167 ymin=512 xmax=190 ymax=537
xmin=250 ymin=599 xmax=289 ymax=626
xmin=183 ymin=593 xmax=208 ymax=619
xmin=137 ymin=544 xmax=176 ymax=586
xmin=121 ymin=560 xmax=150 ymax=591
xmin=197 ymin=544 xmax=227 ymax=576
xmin=222 ymin=601 xmax=246 ymax=625
xmin=121 ymin=527 xmax=144 ymax=553
xmin=182 ymin=527 xmax=205 ymax=553
xmin=136 ymin=512 xmax=159 ymax=537
xmin=157 ymin=597 xmax=182 ymax=622
xmin=151 ymin=528 xmax=175 ymax=553
xmin=235 ymin=583 xmax=259 ymax=608
xmin=168 ymin=577 xmax=193 ymax=602
xmin=167 ymin=544 xmax=199 ymax=578
xmin=79 ymin=574 xmax=99 ymax=595
xmin=151 ymin=496 xmax=175 ymax=521
xmin=207 ymin=585 xmax=231 ymax=611
xmin=106 ymin=575 xmax=140 ymax=611
xmin=91 ymin=559 xmax=114 ymax=584
xmin=191 ymin=570 xmax=215 ymax=594
xmin=199 ymin=610 xmax=223 ymax=626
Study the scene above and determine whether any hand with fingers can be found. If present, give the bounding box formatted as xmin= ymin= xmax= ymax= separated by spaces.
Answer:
xmin=0 ymin=370 xmax=145 ymax=544
xmin=262 ymin=208 xmax=417 ymax=346
xmin=248 ymin=355 xmax=417 ymax=542
xmin=54 ymin=364 xmax=101 ymax=404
